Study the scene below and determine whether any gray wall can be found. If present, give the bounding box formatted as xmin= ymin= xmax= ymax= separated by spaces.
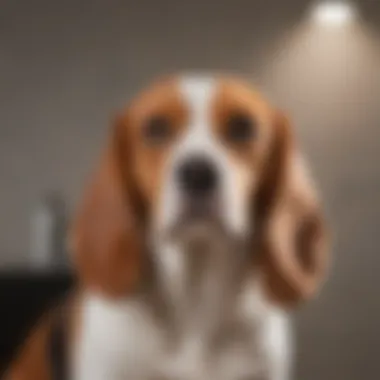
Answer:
xmin=1 ymin=0 xmax=380 ymax=379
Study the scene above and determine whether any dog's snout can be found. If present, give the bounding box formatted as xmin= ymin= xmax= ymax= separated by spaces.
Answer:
xmin=177 ymin=157 xmax=218 ymax=197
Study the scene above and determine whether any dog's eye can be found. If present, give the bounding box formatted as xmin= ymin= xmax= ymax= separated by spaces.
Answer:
xmin=144 ymin=115 xmax=172 ymax=145
xmin=224 ymin=113 xmax=256 ymax=144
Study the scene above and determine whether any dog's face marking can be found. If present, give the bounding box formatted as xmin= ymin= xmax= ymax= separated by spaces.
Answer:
xmin=126 ymin=75 xmax=274 ymax=242
xmin=161 ymin=76 xmax=250 ymax=238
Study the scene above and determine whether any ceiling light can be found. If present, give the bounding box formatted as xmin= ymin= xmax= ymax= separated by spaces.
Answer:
xmin=312 ymin=1 xmax=357 ymax=26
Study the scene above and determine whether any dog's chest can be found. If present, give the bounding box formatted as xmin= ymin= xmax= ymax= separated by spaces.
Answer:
xmin=73 ymin=282 xmax=280 ymax=380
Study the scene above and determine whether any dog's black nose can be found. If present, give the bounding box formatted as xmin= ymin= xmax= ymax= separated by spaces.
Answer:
xmin=177 ymin=157 xmax=218 ymax=197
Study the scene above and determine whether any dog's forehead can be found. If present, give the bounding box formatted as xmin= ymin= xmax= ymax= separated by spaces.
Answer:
xmin=127 ymin=74 xmax=273 ymax=128
xmin=129 ymin=75 xmax=216 ymax=112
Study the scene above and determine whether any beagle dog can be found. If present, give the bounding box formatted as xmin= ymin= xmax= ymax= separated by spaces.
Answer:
xmin=5 ymin=74 xmax=329 ymax=380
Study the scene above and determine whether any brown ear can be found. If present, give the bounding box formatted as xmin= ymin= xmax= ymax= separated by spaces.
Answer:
xmin=255 ymin=112 xmax=329 ymax=307
xmin=70 ymin=116 xmax=144 ymax=297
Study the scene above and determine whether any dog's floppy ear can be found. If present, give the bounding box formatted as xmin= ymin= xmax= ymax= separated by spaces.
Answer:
xmin=70 ymin=114 xmax=144 ymax=297
xmin=255 ymin=112 xmax=329 ymax=307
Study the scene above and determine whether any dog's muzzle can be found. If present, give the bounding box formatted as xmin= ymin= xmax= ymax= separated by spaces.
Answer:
xmin=168 ymin=155 xmax=221 ymax=237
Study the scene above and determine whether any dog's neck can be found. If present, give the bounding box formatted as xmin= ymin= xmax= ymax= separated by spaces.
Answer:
xmin=152 ymin=226 xmax=252 ymax=349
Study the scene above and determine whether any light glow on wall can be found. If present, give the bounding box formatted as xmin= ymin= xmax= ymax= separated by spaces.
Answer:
xmin=311 ymin=1 xmax=357 ymax=26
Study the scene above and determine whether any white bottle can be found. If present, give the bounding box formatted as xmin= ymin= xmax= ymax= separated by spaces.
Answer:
xmin=30 ymin=193 xmax=67 ymax=270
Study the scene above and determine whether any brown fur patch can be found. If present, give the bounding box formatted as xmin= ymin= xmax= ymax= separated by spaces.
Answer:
xmin=71 ymin=77 xmax=188 ymax=297
xmin=126 ymin=77 xmax=188 ymax=213
xmin=210 ymin=77 xmax=329 ymax=306
xmin=4 ymin=295 xmax=80 ymax=380
xmin=4 ymin=314 xmax=53 ymax=380
xmin=254 ymin=112 xmax=329 ymax=306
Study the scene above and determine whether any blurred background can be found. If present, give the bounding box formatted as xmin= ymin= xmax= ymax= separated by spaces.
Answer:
xmin=0 ymin=0 xmax=379 ymax=378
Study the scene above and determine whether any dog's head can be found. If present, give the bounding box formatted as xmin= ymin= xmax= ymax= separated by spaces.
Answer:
xmin=71 ymin=74 xmax=329 ymax=307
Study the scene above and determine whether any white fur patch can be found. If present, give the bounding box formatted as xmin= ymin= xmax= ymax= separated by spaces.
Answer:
xmin=73 ymin=285 xmax=291 ymax=380
xmin=72 ymin=295 xmax=164 ymax=380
